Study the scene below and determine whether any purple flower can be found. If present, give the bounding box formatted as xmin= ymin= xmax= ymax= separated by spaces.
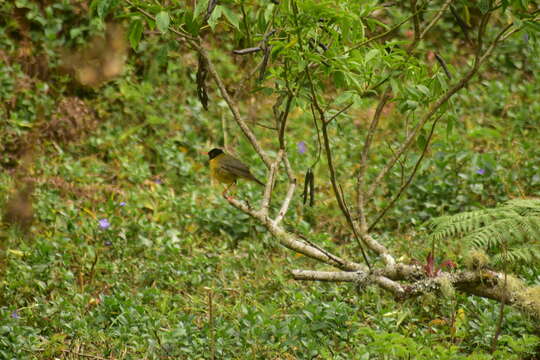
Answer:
xmin=119 ymin=201 xmax=126 ymax=207
xmin=153 ymin=178 xmax=163 ymax=185
xmin=98 ymin=218 xmax=110 ymax=229
xmin=523 ymin=33 xmax=529 ymax=44
xmin=11 ymin=310 xmax=19 ymax=319
xmin=297 ymin=141 xmax=307 ymax=154
xmin=476 ymin=168 xmax=485 ymax=175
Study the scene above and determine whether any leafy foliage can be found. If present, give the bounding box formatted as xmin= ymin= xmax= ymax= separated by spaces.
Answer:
xmin=428 ymin=199 xmax=540 ymax=268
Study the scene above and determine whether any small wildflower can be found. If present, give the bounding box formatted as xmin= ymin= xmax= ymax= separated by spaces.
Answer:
xmin=297 ymin=141 xmax=306 ymax=154
xmin=476 ymin=168 xmax=485 ymax=175
xmin=11 ymin=310 xmax=19 ymax=319
xmin=119 ymin=201 xmax=126 ymax=207
xmin=153 ymin=178 xmax=163 ymax=185
xmin=98 ymin=218 xmax=110 ymax=229
xmin=104 ymin=240 xmax=112 ymax=246
xmin=523 ymin=33 xmax=529 ymax=44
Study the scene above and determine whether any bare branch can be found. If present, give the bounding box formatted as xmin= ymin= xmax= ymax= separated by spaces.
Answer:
xmin=292 ymin=267 xmax=538 ymax=319
xmin=360 ymin=233 xmax=395 ymax=268
xmin=356 ymin=90 xmax=391 ymax=229
xmin=261 ymin=150 xmax=284 ymax=214
xmin=344 ymin=11 xmax=421 ymax=55
xmin=306 ymin=69 xmax=371 ymax=267
xmin=269 ymin=225 xmax=365 ymax=271
xmin=199 ymin=46 xmax=272 ymax=169
xmin=419 ymin=0 xmax=453 ymax=40
xmin=291 ymin=270 xmax=359 ymax=282
xmin=410 ymin=0 xmax=420 ymax=43
xmin=366 ymin=65 xmax=480 ymax=200
xmin=274 ymin=179 xmax=297 ymax=225
xmin=368 ymin=112 xmax=443 ymax=231
xmin=325 ymin=102 xmax=354 ymax=125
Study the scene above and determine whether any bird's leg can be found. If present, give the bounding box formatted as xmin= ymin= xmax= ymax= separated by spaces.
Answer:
xmin=222 ymin=182 xmax=236 ymax=200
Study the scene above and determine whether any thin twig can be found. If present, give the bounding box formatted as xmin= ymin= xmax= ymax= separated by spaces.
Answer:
xmin=306 ymin=68 xmax=371 ymax=268
xmin=208 ymin=289 xmax=216 ymax=360
xmin=344 ymin=12 xmax=420 ymax=55
xmin=356 ymin=89 xmax=391 ymax=229
xmin=200 ymin=46 xmax=272 ymax=169
xmin=491 ymin=241 xmax=509 ymax=353
xmin=410 ymin=0 xmax=420 ymax=43
xmin=365 ymin=14 xmax=515 ymax=203
xmin=419 ymin=0 xmax=453 ymax=40
xmin=339 ymin=184 xmax=371 ymax=268
xmin=278 ymin=94 xmax=294 ymax=148
xmin=124 ymin=0 xmax=196 ymax=42
xmin=325 ymin=102 xmax=354 ymax=125
xmin=87 ymin=251 xmax=99 ymax=288
xmin=368 ymin=112 xmax=443 ymax=231
xmin=261 ymin=150 xmax=283 ymax=214
xmin=274 ymin=179 xmax=297 ymax=225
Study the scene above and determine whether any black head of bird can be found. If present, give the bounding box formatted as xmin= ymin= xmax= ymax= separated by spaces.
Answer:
xmin=208 ymin=148 xmax=224 ymax=160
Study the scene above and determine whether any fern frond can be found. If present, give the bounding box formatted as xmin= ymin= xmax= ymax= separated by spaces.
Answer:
xmin=426 ymin=198 xmax=540 ymax=268
xmin=492 ymin=245 xmax=540 ymax=266
xmin=429 ymin=210 xmax=518 ymax=242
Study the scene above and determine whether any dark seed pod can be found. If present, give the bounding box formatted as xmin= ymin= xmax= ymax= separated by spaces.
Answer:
xmin=309 ymin=169 xmax=315 ymax=206
xmin=196 ymin=53 xmax=209 ymax=110
xmin=303 ymin=168 xmax=314 ymax=206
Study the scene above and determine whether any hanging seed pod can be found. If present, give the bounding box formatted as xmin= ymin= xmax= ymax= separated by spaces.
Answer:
xmin=196 ymin=53 xmax=209 ymax=110
xmin=303 ymin=168 xmax=314 ymax=206
xmin=309 ymin=169 xmax=315 ymax=206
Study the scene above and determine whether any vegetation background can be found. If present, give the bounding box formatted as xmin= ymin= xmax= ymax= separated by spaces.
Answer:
xmin=0 ymin=0 xmax=539 ymax=359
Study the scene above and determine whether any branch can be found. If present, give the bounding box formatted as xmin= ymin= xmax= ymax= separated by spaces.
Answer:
xmin=291 ymin=269 xmax=405 ymax=295
xmin=356 ymin=90 xmax=391 ymax=229
xmin=124 ymin=0 xmax=196 ymax=42
xmin=199 ymin=46 xmax=272 ymax=169
xmin=419 ymin=0 xmax=453 ymax=40
xmin=261 ymin=150 xmax=283 ymax=214
xmin=274 ymin=178 xmax=297 ymax=225
xmin=291 ymin=267 xmax=540 ymax=320
xmin=325 ymin=102 xmax=353 ymax=125
xmin=368 ymin=112 xmax=443 ymax=231
xmin=410 ymin=0 xmax=420 ymax=43
xmin=344 ymin=10 xmax=422 ymax=55
xmin=306 ymin=69 xmax=371 ymax=268
xmin=366 ymin=62 xmax=480 ymax=201
xmin=269 ymin=224 xmax=365 ymax=271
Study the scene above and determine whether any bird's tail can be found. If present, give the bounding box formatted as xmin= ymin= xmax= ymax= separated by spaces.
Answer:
xmin=251 ymin=175 xmax=265 ymax=186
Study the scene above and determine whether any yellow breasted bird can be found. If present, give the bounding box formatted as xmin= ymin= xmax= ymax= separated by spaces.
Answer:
xmin=207 ymin=148 xmax=264 ymax=196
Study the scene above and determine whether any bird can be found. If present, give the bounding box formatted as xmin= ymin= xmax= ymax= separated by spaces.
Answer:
xmin=207 ymin=148 xmax=264 ymax=197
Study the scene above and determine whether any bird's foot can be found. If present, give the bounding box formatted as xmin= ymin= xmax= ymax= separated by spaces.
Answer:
xmin=222 ymin=192 xmax=234 ymax=201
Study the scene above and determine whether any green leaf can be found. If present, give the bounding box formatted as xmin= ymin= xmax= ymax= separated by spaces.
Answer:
xmin=417 ymin=128 xmax=427 ymax=150
xmin=194 ymin=0 xmax=209 ymax=20
xmin=90 ymin=0 xmax=114 ymax=18
xmin=128 ymin=19 xmax=143 ymax=50
xmin=478 ymin=0 xmax=492 ymax=14
xmin=222 ymin=6 xmax=240 ymax=30
xmin=416 ymin=84 xmax=430 ymax=97
xmin=364 ymin=48 xmax=379 ymax=63
xmin=332 ymin=71 xmax=347 ymax=88
xmin=207 ymin=5 xmax=223 ymax=31
xmin=156 ymin=11 xmax=170 ymax=33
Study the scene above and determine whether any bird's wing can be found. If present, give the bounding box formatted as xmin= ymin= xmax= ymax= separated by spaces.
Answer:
xmin=220 ymin=155 xmax=254 ymax=178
